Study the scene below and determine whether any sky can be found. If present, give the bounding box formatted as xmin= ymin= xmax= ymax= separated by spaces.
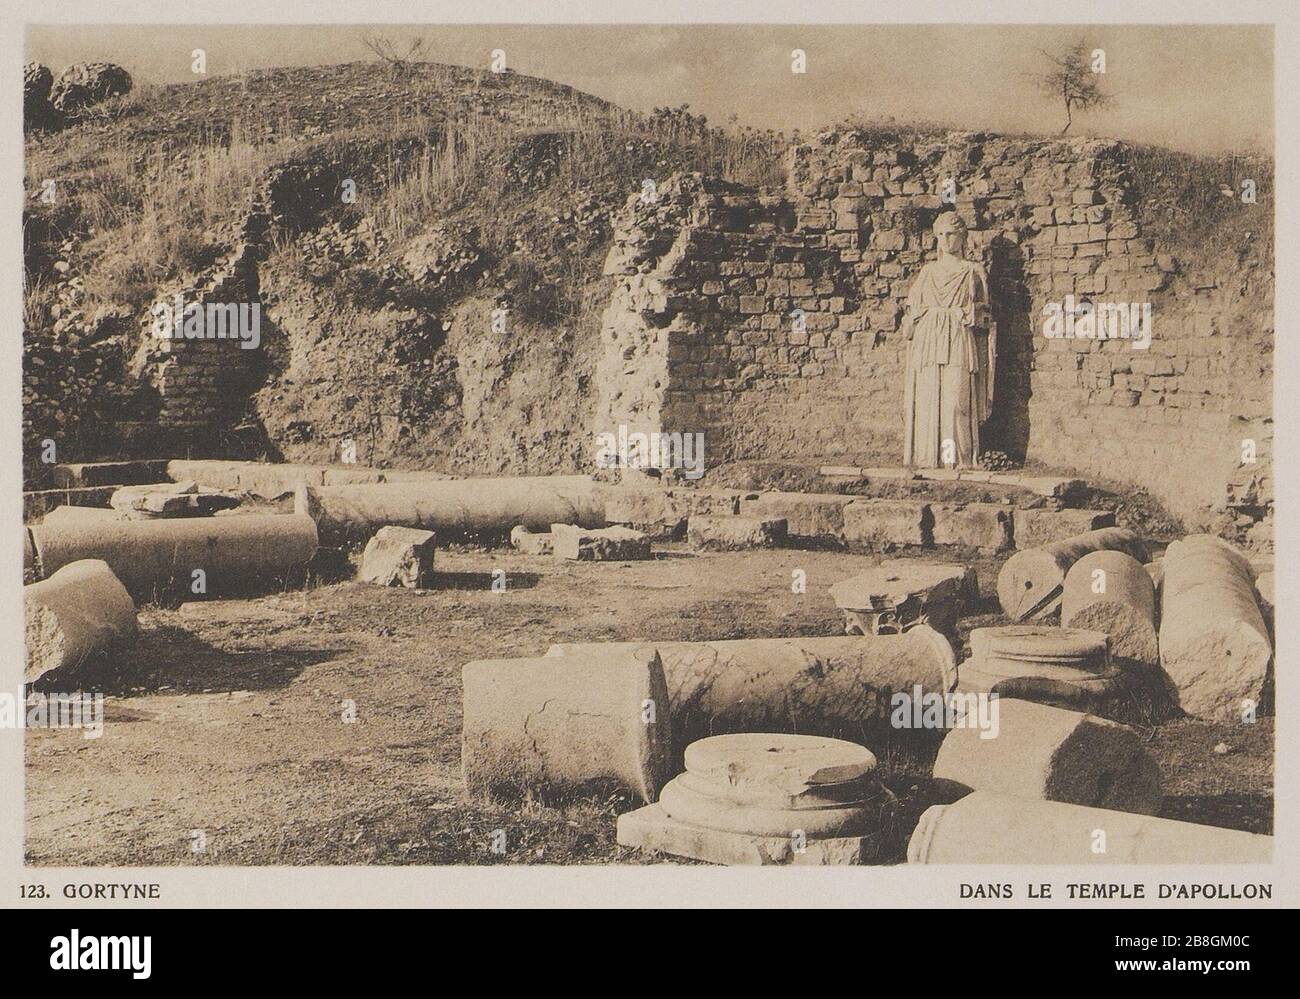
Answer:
xmin=25 ymin=23 xmax=1273 ymax=154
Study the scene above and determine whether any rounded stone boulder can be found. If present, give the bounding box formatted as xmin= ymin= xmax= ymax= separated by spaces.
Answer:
xmin=51 ymin=62 xmax=133 ymax=113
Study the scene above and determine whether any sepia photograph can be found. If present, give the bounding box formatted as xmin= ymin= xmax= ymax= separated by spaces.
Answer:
xmin=4 ymin=3 xmax=1292 ymax=928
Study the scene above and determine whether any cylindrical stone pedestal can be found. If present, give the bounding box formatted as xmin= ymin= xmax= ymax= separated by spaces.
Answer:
xmin=958 ymin=625 xmax=1118 ymax=715
xmin=908 ymin=791 xmax=1272 ymax=864
xmin=932 ymin=698 xmax=1162 ymax=815
xmin=547 ymin=630 xmax=957 ymax=754
xmin=998 ymin=528 xmax=1149 ymax=622
xmin=618 ymin=733 xmax=887 ymax=864
xmin=27 ymin=514 xmax=319 ymax=595
xmin=25 ymin=559 xmax=138 ymax=683
xmin=1160 ymin=534 xmax=1272 ymax=720
xmin=461 ymin=648 xmax=671 ymax=804
xmin=1062 ymin=550 xmax=1159 ymax=670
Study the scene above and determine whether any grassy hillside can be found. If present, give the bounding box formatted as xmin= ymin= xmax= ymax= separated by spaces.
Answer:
xmin=22 ymin=60 xmax=786 ymax=479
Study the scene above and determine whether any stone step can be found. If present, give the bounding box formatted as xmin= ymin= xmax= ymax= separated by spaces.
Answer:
xmin=51 ymin=459 xmax=170 ymax=489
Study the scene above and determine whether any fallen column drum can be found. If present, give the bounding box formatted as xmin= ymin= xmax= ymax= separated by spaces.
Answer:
xmin=25 ymin=559 xmax=138 ymax=683
xmin=908 ymin=791 xmax=1272 ymax=864
xmin=997 ymin=528 xmax=1149 ymax=622
xmin=461 ymin=648 xmax=672 ymax=804
xmin=548 ymin=630 xmax=957 ymax=753
xmin=27 ymin=514 xmax=319 ymax=594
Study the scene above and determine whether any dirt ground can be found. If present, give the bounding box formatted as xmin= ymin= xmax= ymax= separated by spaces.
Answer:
xmin=25 ymin=545 xmax=1273 ymax=866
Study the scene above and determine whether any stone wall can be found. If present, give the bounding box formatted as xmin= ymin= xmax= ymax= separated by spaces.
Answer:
xmin=596 ymin=131 xmax=1272 ymax=526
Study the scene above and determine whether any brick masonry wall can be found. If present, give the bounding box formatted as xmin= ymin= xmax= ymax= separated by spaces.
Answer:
xmin=597 ymin=131 xmax=1273 ymax=526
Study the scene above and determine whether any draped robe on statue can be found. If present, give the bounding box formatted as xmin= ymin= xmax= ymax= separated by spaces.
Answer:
xmin=901 ymin=256 xmax=994 ymax=468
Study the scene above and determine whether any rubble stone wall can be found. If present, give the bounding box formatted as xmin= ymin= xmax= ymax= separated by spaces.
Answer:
xmin=597 ymin=132 xmax=1272 ymax=526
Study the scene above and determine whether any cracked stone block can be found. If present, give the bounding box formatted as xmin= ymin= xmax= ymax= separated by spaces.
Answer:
xmin=509 ymin=525 xmax=553 ymax=556
xmin=604 ymin=488 xmax=740 ymax=540
xmin=359 ymin=525 xmax=436 ymax=588
xmin=551 ymin=523 xmax=651 ymax=561
xmin=110 ymin=483 xmax=242 ymax=519
xmin=930 ymin=502 xmax=1013 ymax=551
xmin=687 ymin=515 xmax=786 ymax=551
xmin=932 ymin=698 xmax=1162 ymax=815
xmin=842 ymin=499 xmax=929 ymax=548
xmin=739 ymin=492 xmax=856 ymax=540
xmin=1016 ymin=508 xmax=1116 ymax=549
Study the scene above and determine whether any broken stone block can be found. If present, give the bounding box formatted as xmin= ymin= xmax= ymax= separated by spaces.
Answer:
xmin=617 ymin=733 xmax=886 ymax=865
xmin=461 ymin=648 xmax=671 ymax=804
xmin=930 ymin=502 xmax=1013 ymax=551
xmin=1061 ymin=550 xmax=1158 ymax=670
xmin=603 ymin=487 xmax=689 ymax=539
xmin=987 ymin=473 xmax=1087 ymax=500
xmin=842 ymin=498 xmax=930 ymax=548
xmin=603 ymin=487 xmax=741 ymax=540
xmin=1015 ymin=508 xmax=1116 ymax=549
xmin=829 ymin=560 xmax=974 ymax=636
xmin=908 ymin=792 xmax=1272 ymax=864
xmin=1159 ymin=534 xmax=1272 ymax=721
xmin=110 ymin=483 xmax=242 ymax=520
xmin=997 ymin=528 xmax=1149 ymax=622
xmin=550 ymin=523 xmax=651 ymax=561
xmin=25 ymin=559 xmax=137 ymax=683
xmin=359 ymin=525 xmax=436 ymax=588
xmin=23 ymin=486 xmax=117 ymax=522
xmin=739 ymin=491 xmax=856 ymax=540
xmin=687 ymin=515 xmax=787 ymax=551
xmin=509 ymin=524 xmax=553 ymax=556
xmin=932 ymin=699 xmax=1162 ymax=815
